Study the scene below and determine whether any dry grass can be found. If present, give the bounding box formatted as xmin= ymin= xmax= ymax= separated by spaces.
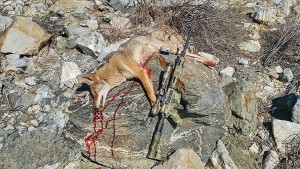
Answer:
xmin=131 ymin=1 xmax=248 ymax=67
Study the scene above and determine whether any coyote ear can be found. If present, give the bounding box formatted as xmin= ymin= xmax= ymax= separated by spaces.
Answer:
xmin=77 ymin=74 xmax=99 ymax=85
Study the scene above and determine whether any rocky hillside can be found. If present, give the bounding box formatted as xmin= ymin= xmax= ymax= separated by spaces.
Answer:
xmin=0 ymin=0 xmax=299 ymax=169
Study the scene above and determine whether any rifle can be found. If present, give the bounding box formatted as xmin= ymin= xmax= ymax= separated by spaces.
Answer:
xmin=147 ymin=27 xmax=192 ymax=160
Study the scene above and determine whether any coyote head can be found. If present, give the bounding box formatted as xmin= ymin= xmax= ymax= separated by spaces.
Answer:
xmin=77 ymin=74 xmax=112 ymax=109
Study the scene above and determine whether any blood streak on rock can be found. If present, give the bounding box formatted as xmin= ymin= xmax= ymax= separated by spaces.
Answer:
xmin=111 ymin=82 xmax=135 ymax=157
xmin=84 ymin=82 xmax=135 ymax=161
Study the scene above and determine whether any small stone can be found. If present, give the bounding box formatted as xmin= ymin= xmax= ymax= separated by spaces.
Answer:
xmin=238 ymin=40 xmax=261 ymax=53
xmin=263 ymin=150 xmax=279 ymax=169
xmin=197 ymin=52 xmax=219 ymax=66
xmin=43 ymin=105 xmax=51 ymax=112
xmin=28 ymin=104 xmax=42 ymax=113
xmin=272 ymin=66 xmax=283 ymax=74
xmin=30 ymin=119 xmax=39 ymax=126
xmin=208 ymin=140 xmax=238 ymax=169
xmin=220 ymin=67 xmax=235 ymax=77
xmin=292 ymin=95 xmax=300 ymax=123
xmin=238 ymin=57 xmax=249 ymax=65
xmin=153 ymin=149 xmax=205 ymax=169
xmin=60 ymin=62 xmax=82 ymax=88
xmin=110 ymin=15 xmax=131 ymax=29
xmin=0 ymin=143 xmax=3 ymax=150
xmin=263 ymin=86 xmax=274 ymax=95
xmin=16 ymin=125 xmax=27 ymax=136
xmin=76 ymin=32 xmax=106 ymax=57
xmin=28 ymin=126 xmax=36 ymax=132
xmin=15 ymin=59 xmax=26 ymax=68
xmin=9 ymin=117 xmax=16 ymax=125
xmin=258 ymin=129 xmax=269 ymax=140
xmin=34 ymin=85 xmax=55 ymax=103
xmin=0 ymin=16 xmax=13 ymax=32
xmin=272 ymin=119 xmax=300 ymax=152
xmin=86 ymin=20 xmax=98 ymax=30
xmin=24 ymin=76 xmax=36 ymax=86
xmin=280 ymin=68 xmax=293 ymax=82
xmin=4 ymin=124 xmax=15 ymax=131
xmin=249 ymin=143 xmax=259 ymax=154
xmin=63 ymin=89 xmax=75 ymax=98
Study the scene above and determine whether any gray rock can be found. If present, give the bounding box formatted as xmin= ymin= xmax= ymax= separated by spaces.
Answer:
xmin=207 ymin=140 xmax=238 ymax=169
xmin=15 ymin=58 xmax=26 ymax=68
xmin=66 ymin=56 xmax=230 ymax=167
xmin=238 ymin=40 xmax=261 ymax=53
xmin=109 ymin=0 xmax=125 ymax=12
xmin=4 ymin=54 xmax=20 ymax=71
xmin=76 ymin=32 xmax=106 ymax=57
xmin=280 ymin=68 xmax=293 ymax=82
xmin=224 ymin=81 xmax=258 ymax=136
xmin=251 ymin=3 xmax=277 ymax=23
xmin=97 ymin=38 xmax=129 ymax=62
xmin=0 ymin=17 xmax=51 ymax=55
xmin=220 ymin=67 xmax=235 ymax=77
xmin=0 ymin=131 xmax=79 ymax=169
xmin=272 ymin=119 xmax=300 ymax=152
xmin=153 ymin=149 xmax=205 ymax=169
xmin=24 ymin=76 xmax=36 ymax=86
xmin=292 ymin=95 xmax=300 ymax=123
xmin=49 ymin=0 xmax=95 ymax=16
xmin=14 ymin=93 xmax=35 ymax=110
xmin=276 ymin=0 xmax=296 ymax=17
xmin=294 ymin=5 xmax=300 ymax=14
xmin=34 ymin=85 xmax=55 ymax=103
xmin=60 ymin=62 xmax=81 ymax=88
xmin=249 ymin=142 xmax=259 ymax=154
xmin=238 ymin=57 xmax=249 ymax=65
xmin=0 ymin=16 xmax=12 ymax=32
xmin=263 ymin=150 xmax=279 ymax=169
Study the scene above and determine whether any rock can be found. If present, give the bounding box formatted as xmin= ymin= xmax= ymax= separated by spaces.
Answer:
xmin=30 ymin=119 xmax=39 ymax=127
xmin=272 ymin=119 xmax=300 ymax=152
xmin=4 ymin=54 xmax=20 ymax=71
xmin=294 ymin=5 xmax=300 ymax=14
xmin=34 ymin=85 xmax=55 ymax=103
xmin=249 ymin=142 xmax=259 ymax=154
xmin=153 ymin=149 xmax=205 ymax=169
xmin=238 ymin=40 xmax=261 ymax=53
xmin=238 ymin=57 xmax=249 ymax=65
xmin=86 ymin=19 xmax=98 ymax=30
xmin=276 ymin=0 xmax=296 ymax=17
xmin=109 ymin=0 xmax=125 ymax=12
xmin=251 ymin=3 xmax=277 ymax=23
xmin=224 ymin=80 xmax=258 ymax=136
xmin=258 ymin=129 xmax=270 ymax=140
xmin=49 ymin=0 xmax=95 ymax=16
xmin=263 ymin=150 xmax=279 ymax=169
xmin=0 ymin=16 xmax=12 ymax=32
xmin=23 ymin=2 xmax=48 ymax=17
xmin=24 ymin=76 xmax=36 ymax=86
xmin=197 ymin=52 xmax=219 ymax=65
xmin=110 ymin=15 xmax=131 ymax=29
xmin=60 ymin=62 xmax=81 ymax=88
xmin=207 ymin=140 xmax=238 ymax=169
xmin=292 ymin=95 xmax=300 ymax=123
xmin=280 ymin=68 xmax=293 ymax=82
xmin=97 ymin=38 xmax=129 ymax=62
xmin=15 ymin=58 xmax=26 ymax=68
xmin=0 ymin=131 xmax=79 ymax=169
xmin=220 ymin=67 xmax=235 ymax=77
xmin=66 ymin=56 xmax=230 ymax=168
xmin=0 ymin=17 xmax=51 ymax=55
xmin=76 ymin=32 xmax=106 ymax=57
xmin=13 ymin=93 xmax=35 ymax=110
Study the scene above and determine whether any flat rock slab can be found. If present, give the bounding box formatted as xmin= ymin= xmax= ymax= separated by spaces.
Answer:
xmin=67 ymin=56 xmax=230 ymax=168
xmin=272 ymin=119 xmax=300 ymax=152
xmin=153 ymin=149 xmax=205 ymax=169
xmin=0 ymin=17 xmax=51 ymax=55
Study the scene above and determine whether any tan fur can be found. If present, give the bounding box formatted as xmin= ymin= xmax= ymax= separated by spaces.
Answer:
xmin=77 ymin=36 xmax=218 ymax=108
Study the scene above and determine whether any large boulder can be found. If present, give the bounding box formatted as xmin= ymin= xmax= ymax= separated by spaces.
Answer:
xmin=0 ymin=17 xmax=51 ymax=55
xmin=66 ymin=56 xmax=231 ymax=168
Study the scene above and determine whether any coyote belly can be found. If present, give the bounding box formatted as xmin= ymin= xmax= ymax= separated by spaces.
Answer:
xmin=77 ymin=36 xmax=217 ymax=108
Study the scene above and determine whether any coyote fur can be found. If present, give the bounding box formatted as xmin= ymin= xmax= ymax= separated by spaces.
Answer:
xmin=77 ymin=36 xmax=218 ymax=109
